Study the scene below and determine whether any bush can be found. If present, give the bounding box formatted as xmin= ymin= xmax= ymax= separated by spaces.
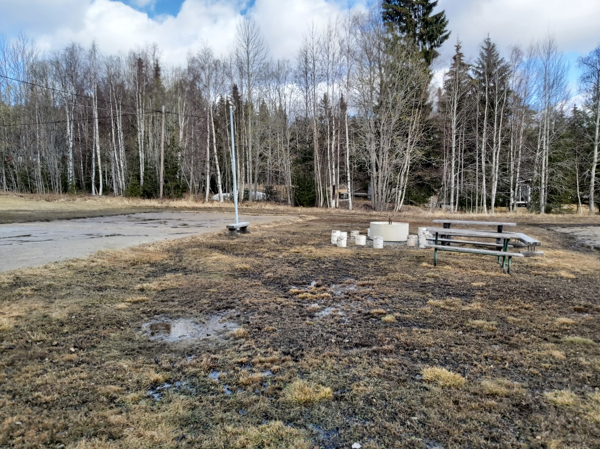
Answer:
xmin=125 ymin=180 xmax=141 ymax=197
xmin=293 ymin=173 xmax=316 ymax=207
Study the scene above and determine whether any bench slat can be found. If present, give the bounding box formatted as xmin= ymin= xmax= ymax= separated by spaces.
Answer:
xmin=512 ymin=232 xmax=540 ymax=245
xmin=433 ymin=219 xmax=516 ymax=226
xmin=427 ymin=228 xmax=511 ymax=239
xmin=226 ymin=222 xmax=250 ymax=229
xmin=427 ymin=244 xmax=524 ymax=257
xmin=426 ymin=238 xmax=510 ymax=247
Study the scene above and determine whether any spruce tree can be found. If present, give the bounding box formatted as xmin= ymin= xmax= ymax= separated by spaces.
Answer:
xmin=382 ymin=0 xmax=450 ymax=65
xmin=472 ymin=36 xmax=511 ymax=212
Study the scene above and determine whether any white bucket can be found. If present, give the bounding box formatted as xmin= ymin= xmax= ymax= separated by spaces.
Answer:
xmin=367 ymin=228 xmax=371 ymax=238
xmin=373 ymin=236 xmax=384 ymax=249
xmin=417 ymin=227 xmax=429 ymax=249
xmin=407 ymin=235 xmax=418 ymax=247
xmin=350 ymin=230 xmax=360 ymax=242
xmin=337 ymin=235 xmax=347 ymax=248
xmin=355 ymin=235 xmax=366 ymax=246
xmin=331 ymin=230 xmax=340 ymax=244
xmin=339 ymin=231 xmax=348 ymax=240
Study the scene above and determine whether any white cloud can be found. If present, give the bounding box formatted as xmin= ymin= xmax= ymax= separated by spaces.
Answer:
xmin=437 ymin=0 xmax=600 ymax=63
xmin=2 ymin=0 xmax=598 ymax=72
xmin=1 ymin=0 xmax=367 ymax=67
xmin=252 ymin=0 xmax=367 ymax=60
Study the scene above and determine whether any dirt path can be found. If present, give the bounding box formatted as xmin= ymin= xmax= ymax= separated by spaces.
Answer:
xmin=0 ymin=212 xmax=290 ymax=272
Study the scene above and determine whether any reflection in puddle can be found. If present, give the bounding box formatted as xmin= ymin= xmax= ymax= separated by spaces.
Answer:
xmin=143 ymin=314 xmax=239 ymax=343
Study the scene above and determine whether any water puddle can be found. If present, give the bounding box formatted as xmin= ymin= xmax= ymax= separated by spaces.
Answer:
xmin=308 ymin=424 xmax=341 ymax=449
xmin=143 ymin=313 xmax=239 ymax=343
xmin=316 ymin=307 xmax=345 ymax=318
xmin=330 ymin=283 xmax=357 ymax=297
xmin=147 ymin=380 xmax=193 ymax=400
xmin=208 ymin=371 xmax=222 ymax=382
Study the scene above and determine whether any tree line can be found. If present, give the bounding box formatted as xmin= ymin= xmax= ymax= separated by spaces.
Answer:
xmin=1 ymin=0 xmax=599 ymax=213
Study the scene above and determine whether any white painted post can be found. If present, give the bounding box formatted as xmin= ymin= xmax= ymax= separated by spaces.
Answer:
xmin=229 ymin=104 xmax=239 ymax=224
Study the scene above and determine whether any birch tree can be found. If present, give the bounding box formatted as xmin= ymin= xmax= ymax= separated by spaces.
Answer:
xmin=579 ymin=45 xmax=600 ymax=214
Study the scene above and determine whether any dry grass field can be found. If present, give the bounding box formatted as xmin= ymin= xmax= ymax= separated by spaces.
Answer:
xmin=1 ymin=194 xmax=600 ymax=448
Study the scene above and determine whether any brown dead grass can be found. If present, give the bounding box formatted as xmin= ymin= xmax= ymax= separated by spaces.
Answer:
xmin=543 ymin=350 xmax=567 ymax=360
xmin=544 ymin=390 xmax=578 ymax=407
xmin=296 ymin=293 xmax=316 ymax=300
xmin=562 ymin=336 xmax=595 ymax=346
xmin=1 ymin=202 xmax=600 ymax=447
xmin=231 ymin=328 xmax=249 ymax=339
xmin=555 ymin=317 xmax=576 ymax=326
xmin=215 ymin=421 xmax=310 ymax=449
xmin=381 ymin=314 xmax=397 ymax=323
xmin=481 ymin=378 xmax=522 ymax=396
xmin=285 ymin=380 xmax=333 ymax=405
xmin=134 ymin=274 xmax=184 ymax=292
xmin=468 ymin=320 xmax=497 ymax=332
xmin=370 ymin=309 xmax=387 ymax=316
xmin=0 ymin=317 xmax=14 ymax=333
xmin=427 ymin=297 xmax=462 ymax=309
xmin=422 ymin=367 xmax=466 ymax=388
xmin=125 ymin=296 xmax=149 ymax=304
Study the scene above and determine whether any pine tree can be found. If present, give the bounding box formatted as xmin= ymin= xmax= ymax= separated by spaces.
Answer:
xmin=382 ymin=0 xmax=450 ymax=65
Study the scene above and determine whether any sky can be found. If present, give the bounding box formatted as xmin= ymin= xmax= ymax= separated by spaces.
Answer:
xmin=1 ymin=0 xmax=599 ymax=85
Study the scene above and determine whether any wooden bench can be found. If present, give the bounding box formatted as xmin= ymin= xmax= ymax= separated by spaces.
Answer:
xmin=426 ymin=227 xmax=523 ymax=273
xmin=226 ymin=222 xmax=250 ymax=236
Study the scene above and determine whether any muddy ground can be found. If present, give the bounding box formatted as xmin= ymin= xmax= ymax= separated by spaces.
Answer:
xmin=1 ymin=200 xmax=600 ymax=448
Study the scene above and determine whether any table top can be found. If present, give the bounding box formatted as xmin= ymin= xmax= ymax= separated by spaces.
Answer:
xmin=427 ymin=227 xmax=514 ymax=239
xmin=432 ymin=219 xmax=517 ymax=227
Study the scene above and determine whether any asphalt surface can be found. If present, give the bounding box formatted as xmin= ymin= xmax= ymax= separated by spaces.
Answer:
xmin=0 ymin=211 xmax=288 ymax=272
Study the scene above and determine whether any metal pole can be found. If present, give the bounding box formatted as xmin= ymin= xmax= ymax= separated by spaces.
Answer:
xmin=159 ymin=105 xmax=165 ymax=200
xmin=229 ymin=104 xmax=239 ymax=224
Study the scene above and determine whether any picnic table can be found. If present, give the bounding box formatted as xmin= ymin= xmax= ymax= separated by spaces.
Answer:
xmin=432 ymin=219 xmax=517 ymax=248
xmin=425 ymin=219 xmax=543 ymax=272
xmin=426 ymin=226 xmax=523 ymax=273
xmin=431 ymin=219 xmax=541 ymax=251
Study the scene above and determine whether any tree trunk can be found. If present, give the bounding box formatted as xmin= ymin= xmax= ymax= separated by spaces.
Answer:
xmin=590 ymin=96 xmax=600 ymax=213
xmin=210 ymin=105 xmax=223 ymax=202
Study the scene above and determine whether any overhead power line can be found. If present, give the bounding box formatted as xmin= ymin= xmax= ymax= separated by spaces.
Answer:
xmin=0 ymin=73 xmax=138 ymax=112
xmin=0 ymin=112 xmax=138 ymax=128
xmin=0 ymin=73 xmax=226 ymax=123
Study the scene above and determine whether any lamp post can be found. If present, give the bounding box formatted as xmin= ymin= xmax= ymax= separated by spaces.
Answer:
xmin=229 ymin=103 xmax=239 ymax=224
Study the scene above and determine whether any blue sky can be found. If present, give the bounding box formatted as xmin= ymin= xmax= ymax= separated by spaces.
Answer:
xmin=139 ymin=0 xmax=186 ymax=17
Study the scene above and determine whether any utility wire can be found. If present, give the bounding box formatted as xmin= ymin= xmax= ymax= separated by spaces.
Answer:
xmin=0 ymin=73 xmax=226 ymax=123
xmin=0 ymin=73 xmax=138 ymax=111
xmin=0 ymin=112 xmax=138 ymax=128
